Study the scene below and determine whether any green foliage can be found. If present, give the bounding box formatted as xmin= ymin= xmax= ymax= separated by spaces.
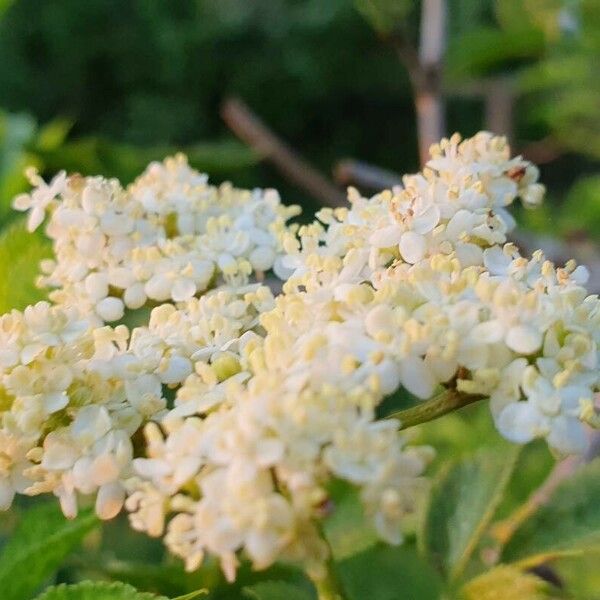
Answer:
xmin=338 ymin=544 xmax=443 ymax=600
xmin=0 ymin=110 xmax=38 ymax=220
xmin=462 ymin=564 xmax=557 ymax=600
xmin=557 ymin=175 xmax=600 ymax=239
xmin=0 ymin=0 xmax=417 ymax=174
xmin=419 ymin=446 xmax=520 ymax=582
xmin=0 ymin=219 xmax=51 ymax=313
xmin=353 ymin=0 xmax=412 ymax=36
xmin=242 ymin=581 xmax=314 ymax=600
xmin=37 ymin=138 xmax=258 ymax=185
xmin=0 ymin=502 xmax=98 ymax=600
xmin=34 ymin=581 xmax=166 ymax=600
xmin=503 ymin=459 xmax=600 ymax=563
xmin=323 ymin=481 xmax=378 ymax=561
xmin=446 ymin=26 xmax=544 ymax=81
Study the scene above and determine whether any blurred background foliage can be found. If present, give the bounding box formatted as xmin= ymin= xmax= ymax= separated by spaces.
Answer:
xmin=0 ymin=0 xmax=598 ymax=232
xmin=0 ymin=0 xmax=600 ymax=598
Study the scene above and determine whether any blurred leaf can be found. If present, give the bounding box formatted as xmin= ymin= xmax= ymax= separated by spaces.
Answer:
xmin=0 ymin=502 xmax=98 ymax=600
xmin=38 ymin=138 xmax=258 ymax=185
xmin=446 ymin=27 xmax=544 ymax=81
xmin=172 ymin=592 xmax=207 ymax=600
xmin=0 ymin=111 xmax=38 ymax=219
xmin=242 ymin=581 xmax=313 ymax=600
xmin=462 ymin=564 xmax=558 ymax=600
xmin=338 ymin=543 xmax=442 ymax=600
xmin=0 ymin=219 xmax=51 ymax=313
xmin=95 ymin=559 xmax=219 ymax=597
xmin=34 ymin=581 xmax=165 ymax=600
xmin=0 ymin=0 xmax=15 ymax=17
xmin=420 ymin=446 xmax=520 ymax=582
xmin=503 ymin=459 xmax=600 ymax=564
xmin=90 ymin=554 xmax=309 ymax=599
xmin=354 ymin=0 xmax=412 ymax=35
xmin=323 ymin=480 xmax=378 ymax=561
xmin=558 ymin=175 xmax=600 ymax=239
xmin=35 ymin=119 xmax=74 ymax=152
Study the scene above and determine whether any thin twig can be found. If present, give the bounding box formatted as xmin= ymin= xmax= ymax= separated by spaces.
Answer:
xmin=334 ymin=159 xmax=402 ymax=192
xmin=388 ymin=389 xmax=485 ymax=430
xmin=220 ymin=97 xmax=346 ymax=208
xmin=416 ymin=0 xmax=447 ymax=166
xmin=491 ymin=454 xmax=583 ymax=547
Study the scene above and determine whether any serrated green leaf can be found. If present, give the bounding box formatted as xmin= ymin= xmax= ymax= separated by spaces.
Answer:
xmin=462 ymin=564 xmax=557 ymax=600
xmin=242 ymin=580 xmax=314 ymax=600
xmin=0 ymin=219 xmax=51 ymax=313
xmin=34 ymin=581 xmax=166 ymax=600
xmin=0 ymin=501 xmax=98 ymax=600
xmin=420 ymin=446 xmax=520 ymax=582
xmin=503 ymin=459 xmax=600 ymax=563
xmin=338 ymin=544 xmax=442 ymax=600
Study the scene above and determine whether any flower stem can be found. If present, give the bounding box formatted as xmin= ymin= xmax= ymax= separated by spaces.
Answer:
xmin=388 ymin=389 xmax=485 ymax=430
xmin=311 ymin=558 xmax=348 ymax=600
xmin=309 ymin=526 xmax=349 ymax=600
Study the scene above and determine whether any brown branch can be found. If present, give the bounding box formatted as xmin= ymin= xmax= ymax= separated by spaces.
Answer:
xmin=334 ymin=159 xmax=402 ymax=192
xmin=416 ymin=0 xmax=447 ymax=166
xmin=220 ymin=97 xmax=346 ymax=208
xmin=484 ymin=77 xmax=515 ymax=146
xmin=491 ymin=453 xmax=583 ymax=547
xmin=388 ymin=0 xmax=447 ymax=167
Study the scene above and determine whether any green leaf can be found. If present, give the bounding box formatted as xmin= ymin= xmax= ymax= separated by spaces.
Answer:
xmin=503 ymin=459 xmax=600 ymax=563
xmin=338 ymin=543 xmax=443 ymax=600
xmin=354 ymin=0 xmax=412 ymax=35
xmin=37 ymin=137 xmax=258 ymax=185
xmin=462 ymin=565 xmax=557 ymax=600
xmin=0 ymin=502 xmax=98 ymax=600
xmin=420 ymin=446 xmax=520 ymax=582
xmin=35 ymin=119 xmax=74 ymax=152
xmin=171 ymin=591 xmax=207 ymax=600
xmin=242 ymin=581 xmax=314 ymax=600
xmin=0 ymin=219 xmax=51 ymax=313
xmin=323 ymin=480 xmax=378 ymax=561
xmin=34 ymin=581 xmax=166 ymax=600
xmin=446 ymin=27 xmax=545 ymax=81
xmin=0 ymin=0 xmax=15 ymax=17
xmin=0 ymin=111 xmax=38 ymax=219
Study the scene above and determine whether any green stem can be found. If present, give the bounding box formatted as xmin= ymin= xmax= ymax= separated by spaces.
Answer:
xmin=388 ymin=389 xmax=485 ymax=430
xmin=309 ymin=524 xmax=349 ymax=600
xmin=310 ymin=558 xmax=348 ymax=600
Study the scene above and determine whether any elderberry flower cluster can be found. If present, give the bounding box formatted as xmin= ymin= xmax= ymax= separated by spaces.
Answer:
xmin=1 ymin=133 xmax=598 ymax=583
xmin=14 ymin=155 xmax=299 ymax=324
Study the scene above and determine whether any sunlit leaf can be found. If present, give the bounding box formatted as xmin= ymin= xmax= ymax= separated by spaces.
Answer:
xmin=0 ymin=219 xmax=51 ymax=313
xmin=462 ymin=564 xmax=557 ymax=600
xmin=503 ymin=459 xmax=600 ymax=563
xmin=419 ymin=446 xmax=520 ymax=582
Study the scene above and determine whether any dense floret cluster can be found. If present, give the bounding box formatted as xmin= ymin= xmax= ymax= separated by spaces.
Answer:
xmin=2 ymin=133 xmax=598 ymax=581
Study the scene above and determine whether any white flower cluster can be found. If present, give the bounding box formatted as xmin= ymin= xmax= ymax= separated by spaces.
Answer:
xmin=13 ymin=155 xmax=299 ymax=324
xmin=2 ymin=133 xmax=599 ymax=582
